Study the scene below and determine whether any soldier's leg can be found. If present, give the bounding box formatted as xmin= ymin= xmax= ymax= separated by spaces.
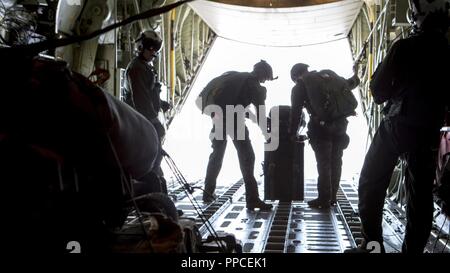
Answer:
xmin=402 ymin=148 xmax=435 ymax=253
xmin=150 ymin=119 xmax=167 ymax=193
xmin=151 ymin=118 xmax=166 ymax=140
xmin=310 ymin=138 xmax=333 ymax=203
xmin=232 ymin=135 xmax=272 ymax=210
xmin=204 ymin=137 xmax=227 ymax=200
xmin=358 ymin=120 xmax=399 ymax=247
xmin=232 ymin=126 xmax=259 ymax=202
xmin=330 ymin=134 xmax=350 ymax=203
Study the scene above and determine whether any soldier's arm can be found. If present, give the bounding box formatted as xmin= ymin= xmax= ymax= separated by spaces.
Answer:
xmin=290 ymin=81 xmax=307 ymax=136
xmin=248 ymin=81 xmax=270 ymax=138
xmin=254 ymin=85 xmax=267 ymax=124
xmin=346 ymin=71 xmax=360 ymax=90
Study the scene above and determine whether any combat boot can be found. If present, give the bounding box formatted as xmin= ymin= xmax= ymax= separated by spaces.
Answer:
xmin=307 ymin=198 xmax=331 ymax=209
xmin=202 ymin=193 xmax=217 ymax=203
xmin=330 ymin=197 xmax=337 ymax=206
xmin=247 ymin=199 xmax=273 ymax=211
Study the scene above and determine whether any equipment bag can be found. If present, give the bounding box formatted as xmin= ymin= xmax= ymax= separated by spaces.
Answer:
xmin=264 ymin=106 xmax=305 ymax=201
xmin=302 ymin=70 xmax=357 ymax=122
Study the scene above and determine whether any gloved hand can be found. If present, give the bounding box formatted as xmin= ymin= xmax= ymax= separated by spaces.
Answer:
xmin=160 ymin=100 xmax=171 ymax=113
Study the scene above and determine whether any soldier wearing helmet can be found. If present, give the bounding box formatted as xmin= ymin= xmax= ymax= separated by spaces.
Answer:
xmin=125 ymin=30 xmax=168 ymax=123
xmin=197 ymin=60 xmax=276 ymax=210
xmin=253 ymin=60 xmax=277 ymax=82
xmin=348 ymin=0 xmax=450 ymax=253
xmin=289 ymin=63 xmax=360 ymax=210
xmin=124 ymin=30 xmax=170 ymax=194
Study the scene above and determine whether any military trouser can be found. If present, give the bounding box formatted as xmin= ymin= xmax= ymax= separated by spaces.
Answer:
xmin=307 ymin=119 xmax=350 ymax=203
xmin=204 ymin=118 xmax=260 ymax=203
xmin=140 ymin=118 xmax=167 ymax=195
xmin=309 ymin=133 xmax=349 ymax=203
xmin=358 ymin=118 xmax=437 ymax=253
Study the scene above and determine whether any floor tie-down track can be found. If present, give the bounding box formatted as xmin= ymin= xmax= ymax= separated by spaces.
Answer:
xmin=170 ymin=178 xmax=450 ymax=253
xmin=170 ymin=178 xmax=354 ymax=253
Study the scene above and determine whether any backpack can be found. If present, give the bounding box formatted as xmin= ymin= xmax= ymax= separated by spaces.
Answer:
xmin=301 ymin=70 xmax=358 ymax=122
xmin=369 ymin=41 xmax=405 ymax=105
xmin=197 ymin=71 xmax=250 ymax=113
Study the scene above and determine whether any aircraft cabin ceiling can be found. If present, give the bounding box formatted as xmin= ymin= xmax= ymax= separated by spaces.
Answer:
xmin=188 ymin=0 xmax=364 ymax=47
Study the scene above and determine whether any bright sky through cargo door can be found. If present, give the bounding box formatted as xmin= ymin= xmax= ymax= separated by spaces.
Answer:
xmin=161 ymin=37 xmax=368 ymax=189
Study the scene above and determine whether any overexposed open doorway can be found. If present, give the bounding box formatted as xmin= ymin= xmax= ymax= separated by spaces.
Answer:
xmin=162 ymin=37 xmax=368 ymax=189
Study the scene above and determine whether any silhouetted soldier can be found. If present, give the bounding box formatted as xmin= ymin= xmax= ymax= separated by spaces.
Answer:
xmin=352 ymin=0 xmax=450 ymax=253
xmin=290 ymin=63 xmax=359 ymax=209
xmin=197 ymin=60 xmax=275 ymax=210
xmin=124 ymin=30 xmax=171 ymax=194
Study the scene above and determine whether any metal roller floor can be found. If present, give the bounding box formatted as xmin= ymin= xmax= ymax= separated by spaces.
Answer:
xmin=170 ymin=179 xmax=355 ymax=253
xmin=170 ymin=177 xmax=449 ymax=253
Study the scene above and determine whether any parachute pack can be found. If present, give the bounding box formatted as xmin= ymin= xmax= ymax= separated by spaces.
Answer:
xmin=197 ymin=71 xmax=250 ymax=112
xmin=301 ymin=70 xmax=358 ymax=122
